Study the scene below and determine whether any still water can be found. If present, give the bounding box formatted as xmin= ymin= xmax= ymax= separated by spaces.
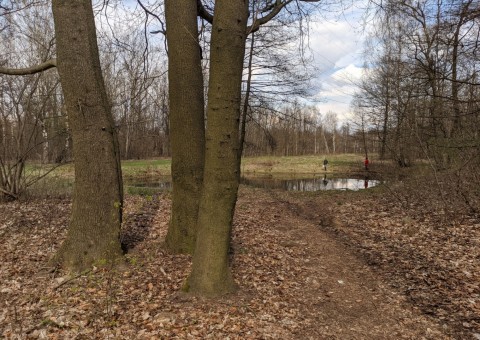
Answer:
xmin=125 ymin=176 xmax=380 ymax=192
xmin=125 ymin=178 xmax=172 ymax=190
xmin=241 ymin=176 xmax=380 ymax=191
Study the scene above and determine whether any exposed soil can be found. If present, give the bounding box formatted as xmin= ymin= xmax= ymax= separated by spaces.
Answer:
xmin=0 ymin=185 xmax=478 ymax=339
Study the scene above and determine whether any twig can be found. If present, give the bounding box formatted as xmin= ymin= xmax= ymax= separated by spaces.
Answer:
xmin=53 ymin=269 xmax=92 ymax=290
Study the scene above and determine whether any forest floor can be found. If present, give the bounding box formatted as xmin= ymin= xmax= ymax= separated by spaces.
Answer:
xmin=1 ymin=166 xmax=479 ymax=339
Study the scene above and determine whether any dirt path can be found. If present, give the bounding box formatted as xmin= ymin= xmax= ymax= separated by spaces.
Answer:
xmin=236 ymin=189 xmax=450 ymax=339
xmin=317 ymin=189 xmax=480 ymax=338
xmin=0 ymin=188 xmax=462 ymax=338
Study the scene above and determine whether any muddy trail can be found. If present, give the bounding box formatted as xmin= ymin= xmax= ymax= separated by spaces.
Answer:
xmin=0 ymin=186 xmax=476 ymax=339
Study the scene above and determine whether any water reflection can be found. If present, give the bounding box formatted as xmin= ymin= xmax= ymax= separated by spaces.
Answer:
xmin=125 ymin=178 xmax=172 ymax=190
xmin=124 ymin=175 xmax=380 ymax=193
xmin=241 ymin=176 xmax=380 ymax=192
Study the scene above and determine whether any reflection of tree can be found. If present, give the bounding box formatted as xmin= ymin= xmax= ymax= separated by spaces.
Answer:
xmin=241 ymin=177 xmax=379 ymax=192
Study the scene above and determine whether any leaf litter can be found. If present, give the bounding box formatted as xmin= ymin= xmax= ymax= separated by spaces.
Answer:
xmin=0 ymin=184 xmax=474 ymax=339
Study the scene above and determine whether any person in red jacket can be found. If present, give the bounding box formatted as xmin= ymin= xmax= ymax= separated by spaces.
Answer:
xmin=364 ymin=157 xmax=369 ymax=170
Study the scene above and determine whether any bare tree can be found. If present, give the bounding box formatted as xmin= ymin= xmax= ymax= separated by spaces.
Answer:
xmin=164 ymin=0 xmax=206 ymax=254
xmin=187 ymin=0 xmax=250 ymax=296
xmin=358 ymin=0 xmax=480 ymax=211
xmin=185 ymin=0 xmax=330 ymax=296
xmin=50 ymin=0 xmax=125 ymax=271
xmin=0 ymin=2 xmax=66 ymax=199
xmin=0 ymin=0 xmax=125 ymax=271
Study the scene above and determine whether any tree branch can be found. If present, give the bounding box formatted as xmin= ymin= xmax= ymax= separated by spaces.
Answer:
xmin=137 ymin=0 xmax=166 ymax=35
xmin=0 ymin=187 xmax=18 ymax=200
xmin=248 ymin=0 xmax=290 ymax=34
xmin=247 ymin=0 xmax=319 ymax=34
xmin=197 ymin=0 xmax=213 ymax=24
xmin=0 ymin=59 xmax=57 ymax=76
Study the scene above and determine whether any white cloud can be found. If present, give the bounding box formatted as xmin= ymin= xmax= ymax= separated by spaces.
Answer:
xmin=331 ymin=64 xmax=364 ymax=83
xmin=306 ymin=4 xmax=370 ymax=123
xmin=309 ymin=21 xmax=362 ymax=72
xmin=314 ymin=63 xmax=365 ymax=123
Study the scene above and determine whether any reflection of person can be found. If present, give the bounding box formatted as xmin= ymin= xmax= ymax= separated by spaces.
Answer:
xmin=322 ymin=174 xmax=328 ymax=186
xmin=364 ymin=157 xmax=369 ymax=171
xmin=323 ymin=159 xmax=328 ymax=171
xmin=364 ymin=179 xmax=369 ymax=188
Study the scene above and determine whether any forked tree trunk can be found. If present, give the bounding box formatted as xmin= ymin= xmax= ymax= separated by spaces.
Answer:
xmin=51 ymin=0 xmax=124 ymax=272
xmin=164 ymin=0 xmax=205 ymax=254
xmin=187 ymin=0 xmax=249 ymax=296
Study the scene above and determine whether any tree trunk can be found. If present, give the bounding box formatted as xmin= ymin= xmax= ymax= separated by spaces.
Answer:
xmin=164 ymin=0 xmax=205 ymax=254
xmin=322 ymin=129 xmax=330 ymax=154
xmin=51 ymin=0 xmax=124 ymax=272
xmin=380 ymin=76 xmax=390 ymax=160
xmin=188 ymin=0 xmax=248 ymax=296
xmin=450 ymin=17 xmax=462 ymax=137
xmin=239 ymin=32 xmax=255 ymax=161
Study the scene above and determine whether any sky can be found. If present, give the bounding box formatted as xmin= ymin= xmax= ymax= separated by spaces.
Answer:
xmin=308 ymin=3 xmax=370 ymax=123
xmin=114 ymin=0 xmax=371 ymax=124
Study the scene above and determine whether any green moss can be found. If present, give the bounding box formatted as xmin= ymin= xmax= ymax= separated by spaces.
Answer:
xmin=96 ymin=258 xmax=108 ymax=266
xmin=181 ymin=278 xmax=190 ymax=292
xmin=126 ymin=255 xmax=139 ymax=266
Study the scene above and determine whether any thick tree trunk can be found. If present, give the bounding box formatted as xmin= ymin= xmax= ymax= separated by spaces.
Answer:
xmin=51 ymin=0 xmax=124 ymax=272
xmin=187 ymin=0 xmax=248 ymax=296
xmin=164 ymin=0 xmax=205 ymax=254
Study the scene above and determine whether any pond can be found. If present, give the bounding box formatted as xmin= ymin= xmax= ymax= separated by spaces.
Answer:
xmin=241 ymin=176 xmax=380 ymax=192
xmin=124 ymin=177 xmax=171 ymax=195
xmin=125 ymin=175 xmax=381 ymax=193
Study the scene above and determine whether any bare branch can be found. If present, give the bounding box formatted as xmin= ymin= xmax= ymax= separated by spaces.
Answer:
xmin=197 ymin=0 xmax=213 ymax=24
xmin=247 ymin=0 xmax=319 ymax=34
xmin=137 ymin=0 xmax=166 ymax=35
xmin=0 ymin=187 xmax=18 ymax=199
xmin=248 ymin=0 xmax=291 ymax=33
xmin=0 ymin=59 xmax=57 ymax=76
xmin=0 ymin=1 xmax=44 ymax=15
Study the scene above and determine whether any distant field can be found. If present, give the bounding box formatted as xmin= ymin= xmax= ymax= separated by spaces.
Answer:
xmin=24 ymin=154 xmax=390 ymax=197
xmin=26 ymin=158 xmax=172 ymax=178
xmin=241 ymin=154 xmax=367 ymax=176
xmin=27 ymin=154 xmax=374 ymax=180
xmin=121 ymin=159 xmax=171 ymax=177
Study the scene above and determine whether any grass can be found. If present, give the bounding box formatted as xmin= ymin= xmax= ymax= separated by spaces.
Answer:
xmin=21 ymin=154 xmax=385 ymax=197
xmin=27 ymin=154 xmax=371 ymax=180
xmin=241 ymin=154 xmax=368 ymax=177
xmin=25 ymin=175 xmax=74 ymax=198
xmin=25 ymin=158 xmax=172 ymax=179
xmin=23 ymin=159 xmax=172 ymax=198
xmin=121 ymin=159 xmax=171 ymax=178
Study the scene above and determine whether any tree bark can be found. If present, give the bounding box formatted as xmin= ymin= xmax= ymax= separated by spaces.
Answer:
xmin=51 ymin=0 xmax=124 ymax=272
xmin=187 ymin=0 xmax=248 ymax=296
xmin=164 ymin=0 xmax=205 ymax=254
